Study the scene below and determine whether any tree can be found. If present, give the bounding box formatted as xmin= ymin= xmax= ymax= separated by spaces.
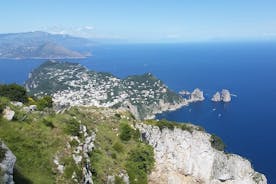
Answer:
xmin=0 ymin=84 xmax=28 ymax=103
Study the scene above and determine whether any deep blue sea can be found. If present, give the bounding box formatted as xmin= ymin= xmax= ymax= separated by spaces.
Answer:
xmin=1 ymin=42 xmax=276 ymax=183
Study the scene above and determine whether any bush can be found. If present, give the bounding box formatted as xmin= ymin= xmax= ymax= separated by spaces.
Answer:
xmin=210 ymin=134 xmax=226 ymax=151
xmin=42 ymin=119 xmax=55 ymax=129
xmin=115 ymin=176 xmax=124 ymax=184
xmin=119 ymin=123 xmax=133 ymax=141
xmin=126 ymin=144 xmax=154 ymax=184
xmin=180 ymin=124 xmax=193 ymax=133
xmin=36 ymin=96 xmax=53 ymax=111
xmin=112 ymin=142 xmax=124 ymax=153
xmin=0 ymin=145 xmax=6 ymax=162
xmin=66 ymin=119 xmax=80 ymax=136
xmin=156 ymin=119 xmax=174 ymax=131
xmin=0 ymin=84 xmax=28 ymax=103
xmin=0 ymin=97 xmax=9 ymax=115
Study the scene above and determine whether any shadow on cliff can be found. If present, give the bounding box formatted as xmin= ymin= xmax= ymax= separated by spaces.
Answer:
xmin=13 ymin=167 xmax=33 ymax=184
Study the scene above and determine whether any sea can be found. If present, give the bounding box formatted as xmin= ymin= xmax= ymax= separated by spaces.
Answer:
xmin=0 ymin=42 xmax=276 ymax=183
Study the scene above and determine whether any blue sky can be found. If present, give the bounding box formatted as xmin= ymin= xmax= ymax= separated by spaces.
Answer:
xmin=1 ymin=0 xmax=276 ymax=42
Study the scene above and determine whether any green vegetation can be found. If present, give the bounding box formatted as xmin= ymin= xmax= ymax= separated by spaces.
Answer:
xmin=65 ymin=118 xmax=80 ymax=136
xmin=0 ymin=84 xmax=28 ymax=103
xmin=0 ymin=98 xmax=82 ymax=183
xmin=126 ymin=144 xmax=154 ymax=184
xmin=119 ymin=123 xmax=133 ymax=141
xmin=0 ymin=97 xmax=10 ymax=115
xmin=36 ymin=96 xmax=53 ymax=110
xmin=0 ymin=144 xmax=6 ymax=163
xmin=145 ymin=119 xmax=202 ymax=133
xmin=210 ymin=134 xmax=226 ymax=151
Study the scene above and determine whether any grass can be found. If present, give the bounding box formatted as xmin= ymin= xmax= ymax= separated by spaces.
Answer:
xmin=144 ymin=119 xmax=204 ymax=133
xmin=210 ymin=134 xmax=226 ymax=152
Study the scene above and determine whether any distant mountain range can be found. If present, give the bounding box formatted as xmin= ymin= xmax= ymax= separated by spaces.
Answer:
xmin=0 ymin=31 xmax=96 ymax=59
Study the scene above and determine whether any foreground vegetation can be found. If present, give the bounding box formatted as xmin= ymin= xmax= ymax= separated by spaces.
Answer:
xmin=0 ymin=83 xmax=226 ymax=183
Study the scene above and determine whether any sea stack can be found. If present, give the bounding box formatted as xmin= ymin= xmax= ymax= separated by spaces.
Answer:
xmin=211 ymin=89 xmax=231 ymax=102
xmin=221 ymin=89 xmax=231 ymax=102
xmin=211 ymin=92 xmax=221 ymax=102
xmin=190 ymin=88 xmax=205 ymax=101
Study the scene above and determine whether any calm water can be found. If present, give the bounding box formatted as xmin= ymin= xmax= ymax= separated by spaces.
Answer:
xmin=0 ymin=42 xmax=276 ymax=183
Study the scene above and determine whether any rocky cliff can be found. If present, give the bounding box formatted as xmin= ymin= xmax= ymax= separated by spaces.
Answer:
xmin=0 ymin=141 xmax=16 ymax=184
xmin=136 ymin=123 xmax=267 ymax=184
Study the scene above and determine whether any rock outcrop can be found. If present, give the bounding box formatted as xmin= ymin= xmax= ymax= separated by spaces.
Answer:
xmin=190 ymin=88 xmax=205 ymax=102
xmin=0 ymin=141 xmax=16 ymax=184
xmin=221 ymin=89 xmax=231 ymax=102
xmin=2 ymin=107 xmax=15 ymax=121
xmin=212 ymin=89 xmax=231 ymax=103
xmin=211 ymin=92 xmax=221 ymax=102
xmin=136 ymin=123 xmax=267 ymax=184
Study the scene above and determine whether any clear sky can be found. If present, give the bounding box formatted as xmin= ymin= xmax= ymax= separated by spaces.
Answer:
xmin=1 ymin=0 xmax=276 ymax=42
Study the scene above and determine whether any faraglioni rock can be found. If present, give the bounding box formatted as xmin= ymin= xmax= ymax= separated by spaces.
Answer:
xmin=136 ymin=123 xmax=267 ymax=184
xmin=190 ymin=88 xmax=205 ymax=101
xmin=211 ymin=92 xmax=221 ymax=102
xmin=0 ymin=141 xmax=16 ymax=184
xmin=221 ymin=89 xmax=231 ymax=102
xmin=212 ymin=89 xmax=231 ymax=102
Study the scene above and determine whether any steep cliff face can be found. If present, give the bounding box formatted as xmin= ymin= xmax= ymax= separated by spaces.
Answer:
xmin=136 ymin=124 xmax=267 ymax=184
xmin=0 ymin=141 xmax=16 ymax=184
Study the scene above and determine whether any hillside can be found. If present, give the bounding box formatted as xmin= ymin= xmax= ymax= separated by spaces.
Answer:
xmin=0 ymin=96 xmax=267 ymax=184
xmin=25 ymin=60 xmax=188 ymax=119
xmin=0 ymin=31 xmax=93 ymax=59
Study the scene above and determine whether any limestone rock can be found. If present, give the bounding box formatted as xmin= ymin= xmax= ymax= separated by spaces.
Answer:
xmin=0 ymin=141 xmax=16 ymax=184
xmin=211 ymin=92 xmax=221 ymax=102
xmin=136 ymin=123 xmax=267 ymax=184
xmin=221 ymin=89 xmax=231 ymax=102
xmin=3 ymin=107 xmax=15 ymax=121
xmin=10 ymin=101 xmax=23 ymax=107
xmin=212 ymin=89 xmax=231 ymax=103
xmin=190 ymin=88 xmax=204 ymax=101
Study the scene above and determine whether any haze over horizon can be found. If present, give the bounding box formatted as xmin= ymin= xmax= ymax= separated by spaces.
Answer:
xmin=1 ymin=0 xmax=276 ymax=43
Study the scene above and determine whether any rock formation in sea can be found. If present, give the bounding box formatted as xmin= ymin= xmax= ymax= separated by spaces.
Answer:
xmin=212 ymin=89 xmax=231 ymax=102
xmin=221 ymin=89 xmax=231 ymax=102
xmin=0 ymin=141 xmax=16 ymax=184
xmin=190 ymin=88 xmax=205 ymax=101
xmin=136 ymin=123 xmax=267 ymax=184
xmin=211 ymin=92 xmax=221 ymax=102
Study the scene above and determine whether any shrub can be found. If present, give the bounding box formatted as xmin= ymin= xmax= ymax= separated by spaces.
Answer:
xmin=180 ymin=124 xmax=193 ymax=133
xmin=210 ymin=134 xmax=226 ymax=151
xmin=0 ymin=84 xmax=28 ymax=103
xmin=119 ymin=123 xmax=133 ymax=141
xmin=126 ymin=144 xmax=154 ymax=184
xmin=36 ymin=96 xmax=53 ymax=111
xmin=0 ymin=145 xmax=6 ymax=163
xmin=115 ymin=176 xmax=124 ymax=184
xmin=156 ymin=119 xmax=174 ymax=131
xmin=66 ymin=119 xmax=80 ymax=136
xmin=111 ymin=152 xmax=117 ymax=159
xmin=112 ymin=142 xmax=124 ymax=153
xmin=0 ymin=97 xmax=9 ymax=115
xmin=42 ymin=119 xmax=55 ymax=129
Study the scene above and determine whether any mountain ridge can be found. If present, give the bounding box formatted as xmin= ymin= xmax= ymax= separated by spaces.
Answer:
xmin=0 ymin=31 xmax=94 ymax=59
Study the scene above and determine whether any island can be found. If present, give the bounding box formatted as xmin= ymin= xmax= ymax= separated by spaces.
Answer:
xmin=25 ymin=60 xmax=204 ymax=120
